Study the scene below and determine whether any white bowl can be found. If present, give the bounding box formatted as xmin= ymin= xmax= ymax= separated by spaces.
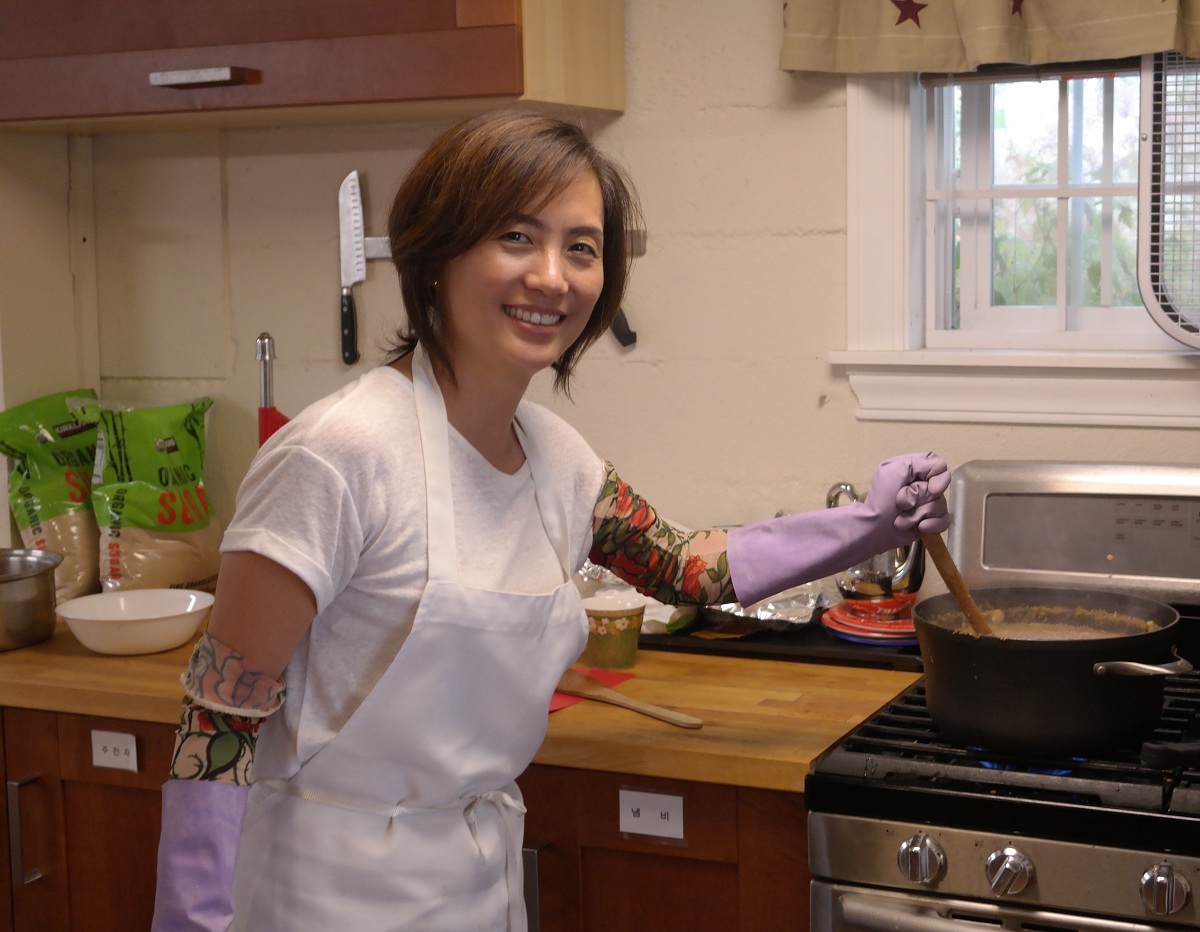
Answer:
xmin=57 ymin=589 xmax=214 ymax=655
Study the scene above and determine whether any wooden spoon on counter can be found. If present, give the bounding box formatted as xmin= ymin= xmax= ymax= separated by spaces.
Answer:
xmin=921 ymin=532 xmax=994 ymax=637
xmin=556 ymin=667 xmax=703 ymax=729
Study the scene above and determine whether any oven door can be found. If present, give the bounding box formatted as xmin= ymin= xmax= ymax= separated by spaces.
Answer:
xmin=812 ymin=882 xmax=1177 ymax=932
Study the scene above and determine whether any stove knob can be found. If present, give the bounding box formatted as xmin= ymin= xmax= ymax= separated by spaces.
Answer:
xmin=897 ymin=832 xmax=946 ymax=884
xmin=1141 ymin=862 xmax=1192 ymax=916
xmin=985 ymin=847 xmax=1034 ymax=896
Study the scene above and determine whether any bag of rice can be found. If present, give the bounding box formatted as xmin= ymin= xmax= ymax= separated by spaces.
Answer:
xmin=71 ymin=397 xmax=221 ymax=592
xmin=0 ymin=389 xmax=101 ymax=602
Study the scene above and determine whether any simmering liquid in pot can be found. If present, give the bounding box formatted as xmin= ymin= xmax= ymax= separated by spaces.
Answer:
xmin=931 ymin=605 xmax=1158 ymax=640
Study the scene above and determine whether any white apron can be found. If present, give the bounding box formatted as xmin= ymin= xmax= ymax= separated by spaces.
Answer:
xmin=230 ymin=348 xmax=588 ymax=931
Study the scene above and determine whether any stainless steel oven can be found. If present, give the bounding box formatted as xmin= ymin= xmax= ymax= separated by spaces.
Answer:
xmin=806 ymin=460 xmax=1200 ymax=931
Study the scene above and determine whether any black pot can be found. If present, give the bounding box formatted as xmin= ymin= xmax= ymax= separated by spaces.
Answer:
xmin=913 ymin=587 xmax=1188 ymax=757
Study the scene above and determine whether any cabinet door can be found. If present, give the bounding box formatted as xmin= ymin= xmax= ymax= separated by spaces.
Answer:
xmin=519 ymin=765 xmax=581 ymax=930
xmin=573 ymin=770 xmax=741 ymax=932
xmin=3 ymin=709 xmax=68 ymax=932
xmin=56 ymin=714 xmax=176 ymax=932
xmin=0 ymin=1 xmax=464 ymax=59
xmin=518 ymin=765 xmax=810 ymax=932
xmin=0 ymin=0 xmax=523 ymax=123
xmin=0 ymin=713 xmax=12 ymax=932
xmin=2 ymin=709 xmax=175 ymax=932
xmin=0 ymin=30 xmax=523 ymax=123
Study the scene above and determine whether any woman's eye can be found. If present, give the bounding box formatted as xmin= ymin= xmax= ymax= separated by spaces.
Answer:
xmin=500 ymin=230 xmax=530 ymax=244
xmin=570 ymin=242 xmax=599 ymax=257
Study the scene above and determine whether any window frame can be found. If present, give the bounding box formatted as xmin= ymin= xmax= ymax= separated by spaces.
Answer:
xmin=832 ymin=73 xmax=1200 ymax=428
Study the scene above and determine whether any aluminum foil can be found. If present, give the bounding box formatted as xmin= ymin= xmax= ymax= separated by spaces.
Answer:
xmin=574 ymin=560 xmax=836 ymax=633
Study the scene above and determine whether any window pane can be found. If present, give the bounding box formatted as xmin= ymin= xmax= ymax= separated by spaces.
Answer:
xmin=992 ymin=81 xmax=1058 ymax=186
xmin=1112 ymin=75 xmax=1140 ymax=184
xmin=1067 ymin=196 xmax=1139 ymax=308
xmin=1066 ymin=76 xmax=1141 ymax=186
xmin=992 ymin=198 xmax=1057 ymax=306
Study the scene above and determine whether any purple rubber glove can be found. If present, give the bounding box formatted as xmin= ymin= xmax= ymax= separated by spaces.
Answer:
xmin=151 ymin=779 xmax=248 ymax=932
xmin=727 ymin=452 xmax=951 ymax=606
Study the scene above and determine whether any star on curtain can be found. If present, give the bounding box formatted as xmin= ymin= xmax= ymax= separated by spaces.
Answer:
xmin=891 ymin=0 xmax=928 ymax=27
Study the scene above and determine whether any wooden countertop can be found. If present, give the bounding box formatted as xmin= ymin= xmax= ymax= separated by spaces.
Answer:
xmin=0 ymin=624 xmax=919 ymax=793
xmin=540 ymin=649 xmax=918 ymax=792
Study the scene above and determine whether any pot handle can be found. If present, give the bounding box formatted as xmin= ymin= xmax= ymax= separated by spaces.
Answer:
xmin=1094 ymin=655 xmax=1193 ymax=677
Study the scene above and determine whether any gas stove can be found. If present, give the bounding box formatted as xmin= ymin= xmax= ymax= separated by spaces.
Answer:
xmin=806 ymin=460 xmax=1200 ymax=930
xmin=807 ymin=667 xmax=1200 ymax=928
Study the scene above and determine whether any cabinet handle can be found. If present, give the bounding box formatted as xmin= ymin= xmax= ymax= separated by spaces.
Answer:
xmin=148 ymin=67 xmax=248 ymax=88
xmin=522 ymin=841 xmax=549 ymax=932
xmin=6 ymin=776 xmax=43 ymax=886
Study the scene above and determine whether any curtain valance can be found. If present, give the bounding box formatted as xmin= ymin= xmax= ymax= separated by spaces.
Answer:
xmin=780 ymin=0 xmax=1200 ymax=73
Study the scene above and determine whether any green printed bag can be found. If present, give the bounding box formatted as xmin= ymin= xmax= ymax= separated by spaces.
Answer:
xmin=71 ymin=397 xmax=221 ymax=592
xmin=0 ymin=389 xmax=101 ymax=601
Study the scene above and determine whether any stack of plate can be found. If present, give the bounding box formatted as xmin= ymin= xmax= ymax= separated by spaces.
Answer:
xmin=821 ymin=594 xmax=919 ymax=646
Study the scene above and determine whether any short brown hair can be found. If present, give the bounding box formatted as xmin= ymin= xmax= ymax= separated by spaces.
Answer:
xmin=386 ymin=108 xmax=641 ymax=393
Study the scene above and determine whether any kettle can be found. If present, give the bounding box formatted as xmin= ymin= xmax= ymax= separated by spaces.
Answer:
xmin=825 ymin=483 xmax=924 ymax=601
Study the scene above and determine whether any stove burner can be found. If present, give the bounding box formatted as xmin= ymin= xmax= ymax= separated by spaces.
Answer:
xmin=810 ymin=672 xmax=1200 ymax=815
xmin=978 ymin=758 xmax=1074 ymax=776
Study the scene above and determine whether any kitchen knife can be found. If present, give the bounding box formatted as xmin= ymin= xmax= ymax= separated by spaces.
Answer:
xmin=338 ymin=171 xmax=366 ymax=365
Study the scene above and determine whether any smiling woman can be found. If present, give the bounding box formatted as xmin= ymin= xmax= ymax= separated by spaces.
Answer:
xmin=151 ymin=108 xmax=953 ymax=932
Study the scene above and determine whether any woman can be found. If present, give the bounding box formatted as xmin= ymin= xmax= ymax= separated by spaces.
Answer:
xmin=153 ymin=109 xmax=950 ymax=931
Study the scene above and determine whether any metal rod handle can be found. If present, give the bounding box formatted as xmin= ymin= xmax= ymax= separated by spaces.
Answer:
xmin=256 ymin=332 xmax=276 ymax=408
xmin=7 ymin=776 xmax=43 ymax=887
xmin=840 ymin=894 xmax=973 ymax=932
xmin=148 ymin=67 xmax=247 ymax=88
xmin=522 ymin=841 xmax=548 ymax=931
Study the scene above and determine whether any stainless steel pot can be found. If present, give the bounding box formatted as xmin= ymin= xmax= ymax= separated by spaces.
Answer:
xmin=0 ymin=549 xmax=63 ymax=651
xmin=913 ymin=587 xmax=1187 ymax=756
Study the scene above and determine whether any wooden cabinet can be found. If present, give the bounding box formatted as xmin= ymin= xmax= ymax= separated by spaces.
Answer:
xmin=0 ymin=0 xmax=624 ymax=130
xmin=1 ymin=708 xmax=175 ymax=932
xmin=517 ymin=764 xmax=811 ymax=932
xmin=0 ymin=708 xmax=811 ymax=930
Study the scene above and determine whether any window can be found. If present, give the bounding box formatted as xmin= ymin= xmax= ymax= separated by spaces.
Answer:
xmin=833 ymin=65 xmax=1200 ymax=428
xmin=929 ymin=65 xmax=1152 ymax=349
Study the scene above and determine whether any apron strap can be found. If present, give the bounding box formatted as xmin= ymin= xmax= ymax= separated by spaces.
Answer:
xmin=465 ymin=790 xmax=529 ymax=932
xmin=412 ymin=346 xmax=458 ymax=582
xmin=513 ymin=416 xmax=572 ymax=580
xmin=413 ymin=344 xmax=573 ymax=583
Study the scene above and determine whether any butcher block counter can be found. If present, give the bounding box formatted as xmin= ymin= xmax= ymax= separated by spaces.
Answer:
xmin=0 ymin=623 xmax=919 ymax=931
xmin=0 ymin=622 xmax=917 ymax=792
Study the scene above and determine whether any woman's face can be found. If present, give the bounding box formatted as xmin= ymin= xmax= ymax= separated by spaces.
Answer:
xmin=440 ymin=170 xmax=605 ymax=388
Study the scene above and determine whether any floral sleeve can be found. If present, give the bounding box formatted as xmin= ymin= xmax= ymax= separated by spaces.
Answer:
xmin=589 ymin=462 xmax=735 ymax=605
xmin=168 ymin=631 xmax=286 ymax=785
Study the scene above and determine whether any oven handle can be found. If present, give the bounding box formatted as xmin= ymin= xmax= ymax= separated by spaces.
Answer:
xmin=835 ymin=892 xmax=1161 ymax=930
xmin=839 ymin=893 xmax=977 ymax=931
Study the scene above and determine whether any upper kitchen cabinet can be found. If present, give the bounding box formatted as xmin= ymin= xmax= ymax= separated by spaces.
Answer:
xmin=0 ymin=0 xmax=624 ymax=131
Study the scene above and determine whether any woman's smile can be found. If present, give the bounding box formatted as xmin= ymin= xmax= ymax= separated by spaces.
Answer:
xmin=502 ymin=304 xmax=566 ymax=327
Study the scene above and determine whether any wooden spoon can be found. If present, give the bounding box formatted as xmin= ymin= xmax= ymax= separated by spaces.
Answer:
xmin=556 ymin=667 xmax=703 ymax=729
xmin=920 ymin=532 xmax=994 ymax=636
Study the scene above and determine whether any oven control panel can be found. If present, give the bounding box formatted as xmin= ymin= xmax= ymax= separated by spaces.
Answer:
xmin=949 ymin=461 xmax=1200 ymax=604
xmin=809 ymin=812 xmax=1199 ymax=925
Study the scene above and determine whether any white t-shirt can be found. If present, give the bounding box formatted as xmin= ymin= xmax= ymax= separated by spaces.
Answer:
xmin=221 ymin=365 xmax=605 ymax=779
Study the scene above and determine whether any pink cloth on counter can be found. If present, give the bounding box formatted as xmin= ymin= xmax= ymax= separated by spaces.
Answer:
xmin=549 ymin=667 xmax=634 ymax=712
